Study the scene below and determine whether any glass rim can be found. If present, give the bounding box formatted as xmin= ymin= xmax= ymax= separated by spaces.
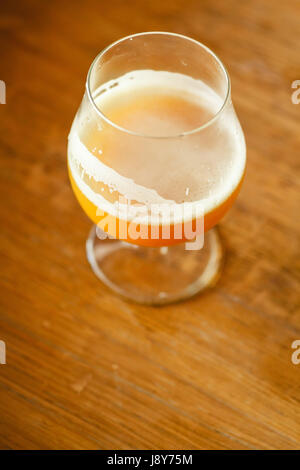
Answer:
xmin=86 ymin=31 xmax=231 ymax=139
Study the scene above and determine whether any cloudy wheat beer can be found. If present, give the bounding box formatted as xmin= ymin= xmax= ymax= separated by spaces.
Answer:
xmin=67 ymin=33 xmax=246 ymax=304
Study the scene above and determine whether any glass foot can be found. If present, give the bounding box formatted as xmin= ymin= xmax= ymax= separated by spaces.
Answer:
xmin=86 ymin=226 xmax=223 ymax=305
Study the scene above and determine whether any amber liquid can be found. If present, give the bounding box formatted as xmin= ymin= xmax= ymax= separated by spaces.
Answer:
xmin=68 ymin=70 xmax=246 ymax=246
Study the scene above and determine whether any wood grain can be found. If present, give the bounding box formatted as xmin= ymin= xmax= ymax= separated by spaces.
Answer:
xmin=0 ymin=0 xmax=299 ymax=450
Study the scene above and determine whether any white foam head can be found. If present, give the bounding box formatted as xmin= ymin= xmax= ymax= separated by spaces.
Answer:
xmin=68 ymin=70 xmax=246 ymax=224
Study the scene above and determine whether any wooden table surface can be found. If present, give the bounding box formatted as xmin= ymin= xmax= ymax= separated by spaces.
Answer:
xmin=0 ymin=0 xmax=299 ymax=450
